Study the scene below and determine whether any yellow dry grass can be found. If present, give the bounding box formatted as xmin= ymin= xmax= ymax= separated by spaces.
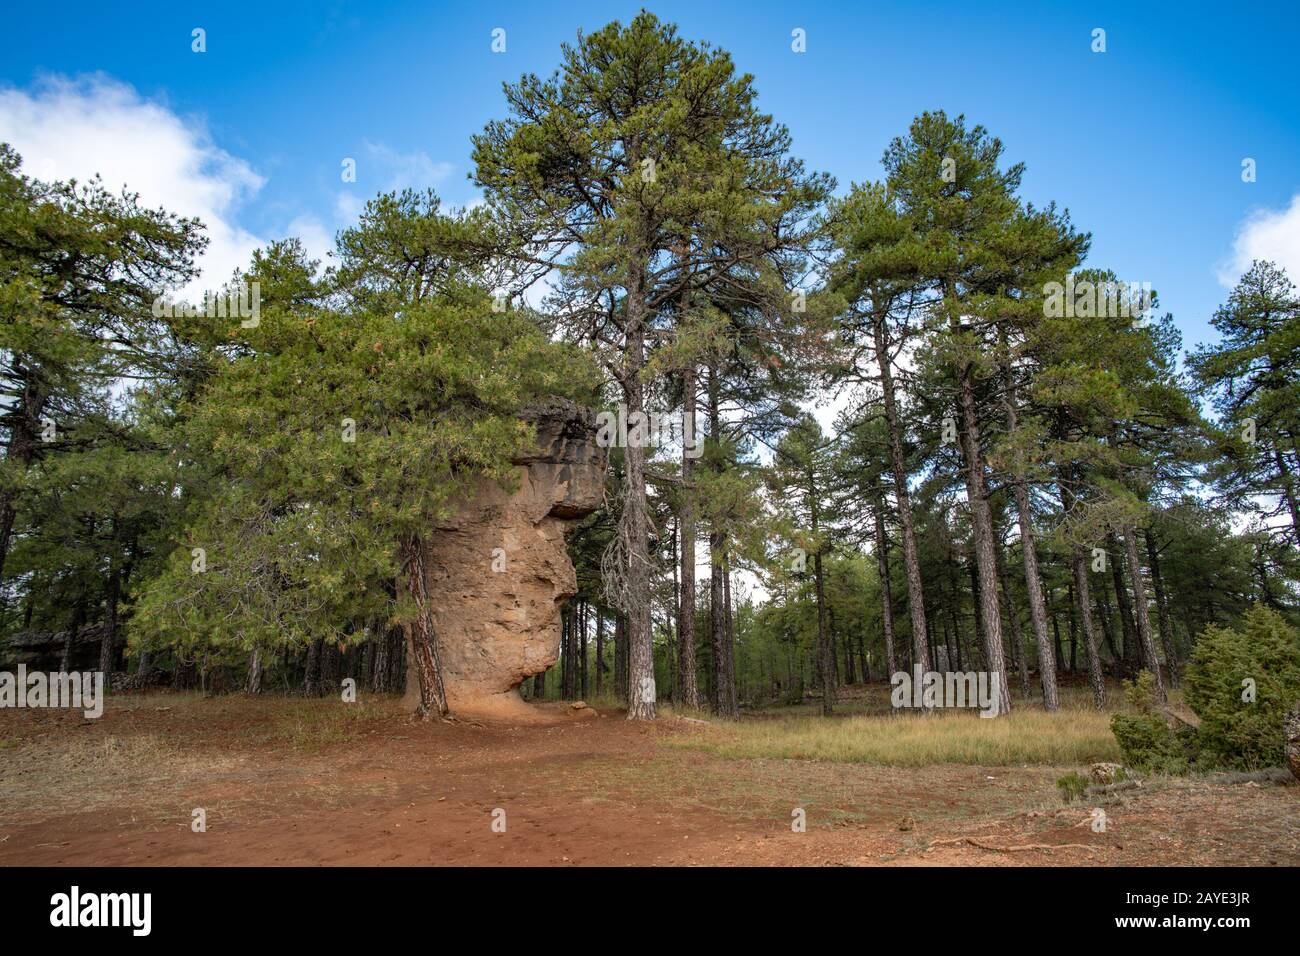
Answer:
xmin=670 ymin=685 xmax=1128 ymax=767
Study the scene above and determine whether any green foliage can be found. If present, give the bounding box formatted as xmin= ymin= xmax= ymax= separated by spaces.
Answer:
xmin=1109 ymin=671 xmax=1189 ymax=773
xmin=1190 ymin=261 xmax=1300 ymax=528
xmin=1111 ymin=608 xmax=1300 ymax=773
xmin=0 ymin=143 xmax=202 ymax=644
xmin=2 ymin=19 xmax=1298 ymax=729
xmin=1110 ymin=714 xmax=1189 ymax=775
xmin=1184 ymin=605 xmax=1300 ymax=770
xmin=1056 ymin=771 xmax=1089 ymax=803
xmin=130 ymin=214 xmax=598 ymax=661
xmin=740 ymin=550 xmax=880 ymax=703
xmin=1127 ymin=668 xmax=1160 ymax=715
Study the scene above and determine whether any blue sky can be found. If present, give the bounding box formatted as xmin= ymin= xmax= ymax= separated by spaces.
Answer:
xmin=2 ymin=0 xmax=1298 ymax=350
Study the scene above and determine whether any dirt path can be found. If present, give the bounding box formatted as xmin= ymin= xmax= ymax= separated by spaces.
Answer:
xmin=1 ymin=694 xmax=1295 ymax=866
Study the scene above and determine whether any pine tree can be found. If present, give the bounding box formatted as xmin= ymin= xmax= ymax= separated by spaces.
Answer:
xmin=472 ymin=12 xmax=828 ymax=719
xmin=880 ymin=113 xmax=1083 ymax=714
xmin=0 ymin=145 xmax=202 ymax=584
xmin=132 ymin=216 xmax=597 ymax=718
xmin=768 ymin=415 xmax=841 ymax=715
xmin=1191 ymin=261 xmax=1300 ymax=544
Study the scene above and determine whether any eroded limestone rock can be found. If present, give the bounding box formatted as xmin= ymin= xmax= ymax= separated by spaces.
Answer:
xmin=1285 ymin=702 xmax=1300 ymax=782
xmin=408 ymin=399 xmax=606 ymax=718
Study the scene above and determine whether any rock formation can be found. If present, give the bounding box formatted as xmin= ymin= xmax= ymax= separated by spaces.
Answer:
xmin=404 ymin=399 xmax=607 ymax=718
xmin=1285 ymin=701 xmax=1300 ymax=782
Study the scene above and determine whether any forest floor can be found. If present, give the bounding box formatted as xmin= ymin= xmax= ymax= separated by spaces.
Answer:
xmin=0 ymin=688 xmax=1295 ymax=867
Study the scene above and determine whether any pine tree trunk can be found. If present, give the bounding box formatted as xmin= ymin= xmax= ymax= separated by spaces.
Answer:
xmin=304 ymin=639 xmax=322 ymax=696
xmin=1000 ymin=344 xmax=1057 ymax=707
xmin=570 ymin=607 xmax=578 ymax=697
xmin=968 ymin=559 xmax=985 ymax=667
xmin=246 ymin=646 xmax=263 ymax=695
xmin=1144 ymin=527 xmax=1180 ymax=688
xmin=813 ymin=549 xmax=834 ymax=716
xmin=562 ymin=606 xmax=573 ymax=699
xmin=61 ymin=601 xmax=85 ymax=672
xmin=1014 ymin=486 xmax=1057 ymax=707
xmin=707 ymin=365 xmax=738 ymax=718
xmin=1096 ymin=588 xmax=1120 ymax=663
xmin=567 ymin=606 xmax=576 ymax=698
xmin=998 ymin=558 xmax=1031 ymax=700
xmin=828 ymin=622 xmax=840 ymax=687
xmin=678 ymin=364 xmax=701 ymax=708
xmin=579 ymin=600 xmax=589 ymax=700
xmin=371 ymin=629 xmax=389 ymax=693
xmin=871 ymin=312 xmax=930 ymax=677
xmin=400 ymin=536 xmax=449 ymax=719
xmin=595 ymin=608 xmax=605 ymax=696
xmin=1106 ymin=532 xmax=1140 ymax=675
xmin=837 ymin=607 xmax=856 ymax=685
xmin=572 ymin=604 xmax=581 ymax=698
xmin=872 ymin=488 xmax=899 ymax=677
xmin=1071 ymin=550 xmax=1107 ymax=708
xmin=570 ymin=607 xmax=579 ymax=697
xmin=621 ymin=265 xmax=656 ymax=721
xmin=320 ymin=640 xmax=339 ymax=692
xmin=99 ymin=560 xmax=122 ymax=677
xmin=944 ymin=564 xmax=962 ymax=670
xmin=1123 ymin=525 xmax=1167 ymax=703
xmin=1066 ymin=583 xmax=1078 ymax=672
xmin=1050 ymin=595 xmax=1065 ymax=676
xmin=613 ymin=613 xmax=628 ymax=703
xmin=956 ymin=369 xmax=1010 ymax=713
xmin=1271 ymin=443 xmax=1300 ymax=545
xmin=389 ymin=623 xmax=406 ymax=692
xmin=0 ymin=499 xmax=15 ymax=587
xmin=559 ymin=609 xmax=567 ymax=697
xmin=1058 ymin=467 xmax=1106 ymax=706
xmin=718 ymin=552 xmax=738 ymax=716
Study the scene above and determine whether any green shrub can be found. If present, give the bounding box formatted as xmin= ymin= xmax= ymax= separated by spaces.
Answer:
xmin=1110 ymin=671 xmax=1194 ymax=774
xmin=1184 ymin=605 xmax=1300 ymax=770
xmin=1056 ymin=771 xmax=1089 ymax=803
xmin=1110 ymin=712 xmax=1190 ymax=774
xmin=1110 ymin=607 xmax=1300 ymax=774
xmin=1125 ymin=668 xmax=1160 ymax=716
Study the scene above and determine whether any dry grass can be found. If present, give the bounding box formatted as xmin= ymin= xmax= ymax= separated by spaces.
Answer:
xmin=0 ymin=692 xmax=403 ymax=824
xmin=251 ymin=697 xmax=393 ymax=752
xmin=0 ymin=733 xmax=246 ymax=822
xmin=672 ymin=687 xmax=1126 ymax=767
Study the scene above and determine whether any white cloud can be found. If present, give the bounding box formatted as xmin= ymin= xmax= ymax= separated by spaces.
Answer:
xmin=0 ymin=74 xmax=266 ymax=300
xmin=360 ymin=139 xmax=452 ymax=192
xmin=1219 ymin=194 xmax=1300 ymax=287
xmin=286 ymin=215 xmax=334 ymax=269
xmin=327 ymin=142 xmax=455 ymax=232
xmin=334 ymin=189 xmax=364 ymax=223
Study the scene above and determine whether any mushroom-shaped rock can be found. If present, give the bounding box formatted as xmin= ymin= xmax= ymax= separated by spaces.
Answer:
xmin=403 ymin=400 xmax=607 ymax=719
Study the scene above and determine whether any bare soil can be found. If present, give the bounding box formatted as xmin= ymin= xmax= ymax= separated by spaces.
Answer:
xmin=0 ymin=693 xmax=1295 ymax=866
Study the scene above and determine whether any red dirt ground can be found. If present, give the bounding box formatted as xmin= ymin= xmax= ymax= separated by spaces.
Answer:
xmin=0 ymin=693 xmax=1295 ymax=866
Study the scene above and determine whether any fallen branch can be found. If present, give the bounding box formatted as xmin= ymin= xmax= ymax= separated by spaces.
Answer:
xmin=1087 ymin=779 xmax=1141 ymax=796
xmin=928 ymin=836 xmax=1097 ymax=854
